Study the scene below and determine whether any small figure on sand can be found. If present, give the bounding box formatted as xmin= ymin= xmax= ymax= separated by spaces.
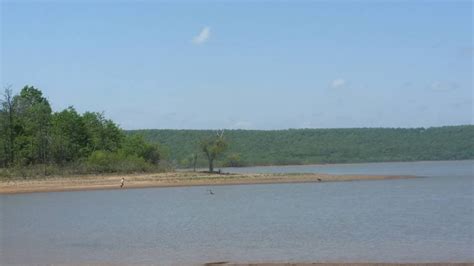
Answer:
xmin=120 ymin=177 xmax=125 ymax=188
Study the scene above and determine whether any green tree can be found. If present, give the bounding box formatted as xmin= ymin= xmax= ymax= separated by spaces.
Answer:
xmin=0 ymin=85 xmax=172 ymax=175
xmin=191 ymin=152 xmax=198 ymax=172
xmin=181 ymin=153 xmax=198 ymax=171
xmin=225 ymin=153 xmax=242 ymax=167
xmin=0 ymin=136 xmax=5 ymax=167
xmin=200 ymin=131 xmax=228 ymax=172
xmin=142 ymin=143 xmax=161 ymax=165
xmin=13 ymin=86 xmax=52 ymax=165
xmin=51 ymin=107 xmax=89 ymax=164
xmin=0 ymin=87 xmax=16 ymax=166
xmin=132 ymin=125 xmax=474 ymax=166
xmin=120 ymin=134 xmax=161 ymax=164
xmin=82 ymin=112 xmax=124 ymax=153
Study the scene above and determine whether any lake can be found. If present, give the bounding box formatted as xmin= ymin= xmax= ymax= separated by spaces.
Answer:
xmin=1 ymin=160 xmax=473 ymax=265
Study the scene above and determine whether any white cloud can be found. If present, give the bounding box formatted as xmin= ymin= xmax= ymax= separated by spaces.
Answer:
xmin=330 ymin=78 xmax=346 ymax=89
xmin=192 ymin=26 xmax=211 ymax=45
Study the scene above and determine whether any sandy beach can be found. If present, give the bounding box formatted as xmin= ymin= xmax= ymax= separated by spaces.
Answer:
xmin=0 ymin=171 xmax=416 ymax=194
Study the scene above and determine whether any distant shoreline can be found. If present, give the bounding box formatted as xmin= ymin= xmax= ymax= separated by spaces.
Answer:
xmin=180 ymin=159 xmax=474 ymax=173
xmin=0 ymin=172 xmax=416 ymax=195
xmin=220 ymin=159 xmax=474 ymax=169
xmin=130 ymin=125 xmax=474 ymax=168
xmin=203 ymin=263 xmax=473 ymax=266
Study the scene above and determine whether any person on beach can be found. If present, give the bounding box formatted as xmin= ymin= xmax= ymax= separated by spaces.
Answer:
xmin=120 ymin=177 xmax=125 ymax=188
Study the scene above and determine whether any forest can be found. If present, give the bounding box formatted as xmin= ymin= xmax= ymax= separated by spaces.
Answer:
xmin=129 ymin=125 xmax=474 ymax=168
xmin=0 ymin=86 xmax=166 ymax=178
xmin=1 ymin=86 xmax=473 ymax=178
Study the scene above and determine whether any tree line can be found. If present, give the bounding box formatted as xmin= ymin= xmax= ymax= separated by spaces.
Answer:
xmin=129 ymin=125 xmax=474 ymax=168
xmin=2 ymin=85 xmax=473 ymax=177
xmin=0 ymin=86 xmax=165 ymax=177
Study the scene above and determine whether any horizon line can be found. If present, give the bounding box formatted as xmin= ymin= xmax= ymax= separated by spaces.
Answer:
xmin=125 ymin=124 xmax=473 ymax=131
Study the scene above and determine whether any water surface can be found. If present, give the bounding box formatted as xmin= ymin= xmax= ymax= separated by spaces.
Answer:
xmin=1 ymin=160 xmax=473 ymax=265
xmin=223 ymin=160 xmax=473 ymax=177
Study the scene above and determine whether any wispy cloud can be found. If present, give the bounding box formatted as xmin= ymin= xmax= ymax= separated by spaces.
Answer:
xmin=330 ymin=78 xmax=346 ymax=89
xmin=192 ymin=26 xmax=211 ymax=45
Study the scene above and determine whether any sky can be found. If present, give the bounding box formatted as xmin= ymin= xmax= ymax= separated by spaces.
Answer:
xmin=1 ymin=0 xmax=472 ymax=130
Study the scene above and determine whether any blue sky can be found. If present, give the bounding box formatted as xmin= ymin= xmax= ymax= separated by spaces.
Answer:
xmin=1 ymin=1 xmax=472 ymax=130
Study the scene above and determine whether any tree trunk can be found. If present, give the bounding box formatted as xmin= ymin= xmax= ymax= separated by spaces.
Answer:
xmin=7 ymin=91 xmax=15 ymax=166
xmin=208 ymin=158 xmax=214 ymax=173
xmin=192 ymin=153 xmax=197 ymax=172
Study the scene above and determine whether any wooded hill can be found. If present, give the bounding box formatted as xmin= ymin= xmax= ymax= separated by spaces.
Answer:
xmin=128 ymin=125 xmax=474 ymax=168
xmin=3 ymin=86 xmax=471 ymax=177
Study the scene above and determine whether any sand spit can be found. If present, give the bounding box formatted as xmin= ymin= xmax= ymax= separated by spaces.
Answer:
xmin=0 ymin=171 xmax=416 ymax=194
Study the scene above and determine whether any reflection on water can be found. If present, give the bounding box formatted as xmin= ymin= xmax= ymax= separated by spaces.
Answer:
xmin=1 ymin=160 xmax=473 ymax=265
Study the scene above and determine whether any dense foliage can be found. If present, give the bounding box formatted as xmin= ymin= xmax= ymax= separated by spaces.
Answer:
xmin=129 ymin=126 xmax=474 ymax=168
xmin=2 ymin=85 xmax=472 ymax=178
xmin=0 ymin=86 xmax=166 ymax=177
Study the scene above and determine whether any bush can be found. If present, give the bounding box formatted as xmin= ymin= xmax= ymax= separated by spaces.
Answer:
xmin=224 ymin=153 xmax=244 ymax=167
xmin=86 ymin=150 xmax=151 ymax=173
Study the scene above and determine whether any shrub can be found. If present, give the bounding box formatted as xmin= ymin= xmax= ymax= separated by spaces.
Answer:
xmin=86 ymin=150 xmax=151 ymax=173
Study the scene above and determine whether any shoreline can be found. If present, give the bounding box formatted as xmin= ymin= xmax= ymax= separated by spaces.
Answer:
xmin=219 ymin=159 xmax=474 ymax=170
xmin=0 ymin=172 xmax=416 ymax=195
xmin=203 ymin=263 xmax=473 ymax=266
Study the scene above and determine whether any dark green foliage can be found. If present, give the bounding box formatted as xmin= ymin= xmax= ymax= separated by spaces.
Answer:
xmin=12 ymin=86 xmax=52 ymax=165
xmin=2 ymin=85 xmax=472 ymax=178
xmin=120 ymin=134 xmax=161 ymax=164
xmin=86 ymin=150 xmax=150 ymax=173
xmin=224 ymin=153 xmax=243 ymax=167
xmin=129 ymin=126 xmax=474 ymax=168
xmin=180 ymin=153 xmax=199 ymax=171
xmin=0 ymin=88 xmax=14 ymax=167
xmin=82 ymin=112 xmax=124 ymax=153
xmin=0 ymin=134 xmax=5 ymax=167
xmin=51 ymin=107 xmax=89 ymax=163
xmin=0 ymin=86 xmax=166 ymax=178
